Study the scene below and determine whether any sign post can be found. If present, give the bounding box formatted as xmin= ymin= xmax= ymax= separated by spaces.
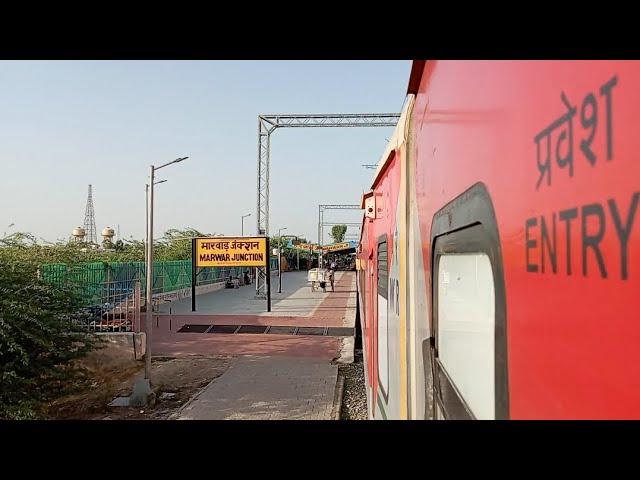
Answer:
xmin=191 ymin=238 xmax=197 ymax=312
xmin=193 ymin=236 xmax=270 ymax=311
xmin=274 ymin=247 xmax=283 ymax=294
xmin=265 ymin=237 xmax=271 ymax=312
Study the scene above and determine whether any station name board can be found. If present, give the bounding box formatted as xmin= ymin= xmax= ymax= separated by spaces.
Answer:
xmin=195 ymin=237 xmax=268 ymax=267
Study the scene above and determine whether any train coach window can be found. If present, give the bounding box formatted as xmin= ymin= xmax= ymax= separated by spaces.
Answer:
xmin=437 ymin=253 xmax=495 ymax=420
xmin=430 ymin=183 xmax=508 ymax=420
xmin=377 ymin=237 xmax=389 ymax=398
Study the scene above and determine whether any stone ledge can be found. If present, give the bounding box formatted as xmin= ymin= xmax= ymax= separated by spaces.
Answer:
xmin=96 ymin=332 xmax=146 ymax=360
xmin=153 ymin=282 xmax=225 ymax=304
xmin=336 ymin=336 xmax=354 ymax=364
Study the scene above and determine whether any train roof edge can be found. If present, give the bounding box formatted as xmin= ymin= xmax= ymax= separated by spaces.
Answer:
xmin=357 ymin=61 xmax=424 ymax=248
xmin=407 ymin=60 xmax=426 ymax=95
xmin=369 ymin=93 xmax=415 ymax=190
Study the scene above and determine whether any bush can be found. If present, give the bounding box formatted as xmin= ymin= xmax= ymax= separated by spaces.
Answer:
xmin=0 ymin=261 xmax=96 ymax=419
xmin=0 ymin=226 xmax=216 ymax=418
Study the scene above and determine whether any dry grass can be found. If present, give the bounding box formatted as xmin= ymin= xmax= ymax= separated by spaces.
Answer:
xmin=40 ymin=341 xmax=232 ymax=420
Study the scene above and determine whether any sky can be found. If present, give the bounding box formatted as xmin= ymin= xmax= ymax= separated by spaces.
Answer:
xmin=0 ymin=60 xmax=411 ymax=244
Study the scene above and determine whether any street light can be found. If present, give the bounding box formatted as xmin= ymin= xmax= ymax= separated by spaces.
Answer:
xmin=241 ymin=213 xmax=251 ymax=236
xmin=3 ymin=222 xmax=14 ymax=238
xmin=145 ymin=180 xmax=167 ymax=268
xmin=140 ymin=157 xmax=188 ymax=405
xmin=282 ymin=234 xmax=302 ymax=270
xmin=277 ymin=227 xmax=287 ymax=245
xmin=277 ymin=227 xmax=287 ymax=293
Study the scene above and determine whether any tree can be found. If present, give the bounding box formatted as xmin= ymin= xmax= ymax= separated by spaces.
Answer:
xmin=0 ymin=227 xmax=216 ymax=266
xmin=0 ymin=261 xmax=96 ymax=419
xmin=330 ymin=225 xmax=347 ymax=243
xmin=155 ymin=227 xmax=213 ymax=261
xmin=0 ymin=226 xmax=220 ymax=418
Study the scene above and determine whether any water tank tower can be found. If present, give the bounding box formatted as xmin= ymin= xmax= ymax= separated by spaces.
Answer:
xmin=102 ymin=227 xmax=115 ymax=243
xmin=72 ymin=227 xmax=86 ymax=242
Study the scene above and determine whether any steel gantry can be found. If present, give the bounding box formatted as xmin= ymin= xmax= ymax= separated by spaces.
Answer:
xmin=317 ymin=204 xmax=363 ymax=268
xmin=317 ymin=204 xmax=362 ymax=246
xmin=321 ymin=223 xmax=362 ymax=242
xmin=255 ymin=112 xmax=400 ymax=297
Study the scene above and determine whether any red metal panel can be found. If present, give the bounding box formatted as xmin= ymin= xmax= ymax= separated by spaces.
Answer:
xmin=412 ymin=60 xmax=639 ymax=419
xmin=359 ymin=150 xmax=402 ymax=416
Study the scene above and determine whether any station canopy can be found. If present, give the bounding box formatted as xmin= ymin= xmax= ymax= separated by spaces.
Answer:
xmin=287 ymin=239 xmax=357 ymax=254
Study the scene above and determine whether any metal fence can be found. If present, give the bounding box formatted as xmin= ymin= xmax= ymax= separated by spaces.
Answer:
xmin=69 ymin=280 xmax=142 ymax=333
xmin=42 ymin=260 xmax=247 ymax=331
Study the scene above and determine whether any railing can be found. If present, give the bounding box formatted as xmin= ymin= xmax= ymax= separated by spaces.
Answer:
xmin=70 ymin=280 xmax=142 ymax=332
xmin=42 ymin=261 xmax=247 ymax=331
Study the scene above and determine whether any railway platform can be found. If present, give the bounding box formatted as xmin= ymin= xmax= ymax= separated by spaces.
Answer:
xmin=151 ymin=270 xmax=357 ymax=420
xmin=173 ymin=355 xmax=340 ymax=420
xmin=152 ymin=270 xmax=356 ymax=360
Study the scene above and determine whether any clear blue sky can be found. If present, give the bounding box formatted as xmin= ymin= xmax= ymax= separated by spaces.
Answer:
xmin=0 ymin=61 xmax=411 ymax=244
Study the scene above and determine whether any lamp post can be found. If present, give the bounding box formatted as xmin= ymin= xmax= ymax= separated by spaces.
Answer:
xmin=241 ymin=213 xmax=251 ymax=236
xmin=281 ymin=234 xmax=301 ymax=270
xmin=145 ymin=180 xmax=167 ymax=270
xmin=3 ymin=222 xmax=14 ymax=238
xmin=277 ymin=227 xmax=287 ymax=293
xmin=141 ymin=157 xmax=188 ymax=403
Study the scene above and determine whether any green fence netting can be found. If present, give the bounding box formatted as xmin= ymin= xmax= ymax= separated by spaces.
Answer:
xmin=41 ymin=260 xmax=249 ymax=307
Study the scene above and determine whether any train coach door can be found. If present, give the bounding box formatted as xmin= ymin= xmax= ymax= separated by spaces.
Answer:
xmin=430 ymin=184 xmax=509 ymax=420
xmin=367 ymin=247 xmax=377 ymax=418
xmin=376 ymin=236 xmax=390 ymax=410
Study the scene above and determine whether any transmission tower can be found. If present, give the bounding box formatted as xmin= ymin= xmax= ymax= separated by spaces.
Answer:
xmin=83 ymin=184 xmax=97 ymax=244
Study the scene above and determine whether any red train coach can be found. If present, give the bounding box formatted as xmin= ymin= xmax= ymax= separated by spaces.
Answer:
xmin=356 ymin=60 xmax=639 ymax=419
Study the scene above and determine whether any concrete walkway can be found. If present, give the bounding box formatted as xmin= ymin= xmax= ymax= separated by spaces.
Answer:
xmin=173 ymin=355 xmax=338 ymax=420
xmin=156 ymin=271 xmax=356 ymax=420
xmin=157 ymin=270 xmax=340 ymax=317
xmin=151 ymin=271 xmax=356 ymax=360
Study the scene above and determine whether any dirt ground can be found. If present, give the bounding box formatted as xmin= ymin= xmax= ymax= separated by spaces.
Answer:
xmin=41 ymin=343 xmax=232 ymax=420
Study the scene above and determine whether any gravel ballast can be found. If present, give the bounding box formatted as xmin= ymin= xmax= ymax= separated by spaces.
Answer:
xmin=338 ymin=350 xmax=367 ymax=420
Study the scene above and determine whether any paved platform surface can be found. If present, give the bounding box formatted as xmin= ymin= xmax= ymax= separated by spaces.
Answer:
xmin=157 ymin=270 xmax=349 ymax=318
xmin=151 ymin=271 xmax=356 ymax=359
xmin=174 ymin=355 xmax=338 ymax=420
xmin=154 ymin=271 xmax=355 ymax=420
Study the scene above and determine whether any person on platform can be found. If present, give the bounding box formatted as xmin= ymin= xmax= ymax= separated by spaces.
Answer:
xmin=328 ymin=262 xmax=336 ymax=292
